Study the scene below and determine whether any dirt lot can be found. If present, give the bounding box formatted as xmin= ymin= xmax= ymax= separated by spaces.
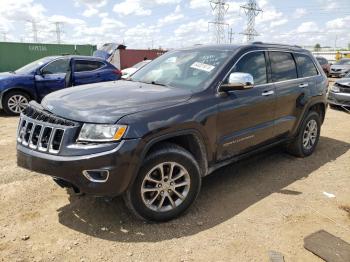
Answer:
xmin=0 ymin=105 xmax=349 ymax=261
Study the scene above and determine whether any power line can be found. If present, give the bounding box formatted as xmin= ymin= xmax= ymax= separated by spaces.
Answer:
xmin=240 ymin=0 xmax=262 ymax=42
xmin=208 ymin=0 xmax=229 ymax=44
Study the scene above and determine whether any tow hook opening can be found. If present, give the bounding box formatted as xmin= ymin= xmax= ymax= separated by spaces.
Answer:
xmin=82 ymin=169 xmax=109 ymax=183
xmin=53 ymin=178 xmax=81 ymax=194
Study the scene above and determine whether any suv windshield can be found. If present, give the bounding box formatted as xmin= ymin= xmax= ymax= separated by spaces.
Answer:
xmin=15 ymin=57 xmax=56 ymax=74
xmin=131 ymin=49 xmax=232 ymax=90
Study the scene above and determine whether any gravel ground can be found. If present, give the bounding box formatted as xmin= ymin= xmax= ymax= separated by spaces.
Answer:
xmin=0 ymin=99 xmax=349 ymax=261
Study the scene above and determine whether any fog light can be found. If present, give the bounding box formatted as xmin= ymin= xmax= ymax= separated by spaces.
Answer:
xmin=82 ymin=169 xmax=109 ymax=183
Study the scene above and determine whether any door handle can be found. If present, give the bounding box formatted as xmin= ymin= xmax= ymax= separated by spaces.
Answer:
xmin=262 ymin=90 xmax=274 ymax=96
xmin=299 ymin=83 xmax=309 ymax=88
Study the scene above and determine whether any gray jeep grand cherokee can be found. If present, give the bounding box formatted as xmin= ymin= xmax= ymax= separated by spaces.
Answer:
xmin=17 ymin=42 xmax=328 ymax=222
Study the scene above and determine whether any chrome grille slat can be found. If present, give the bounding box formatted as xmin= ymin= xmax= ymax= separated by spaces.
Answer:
xmin=17 ymin=120 xmax=27 ymax=142
xmin=49 ymin=128 xmax=65 ymax=154
xmin=22 ymin=122 xmax=33 ymax=146
xmin=28 ymin=124 xmax=37 ymax=148
xmin=29 ymin=125 xmax=43 ymax=149
xmin=38 ymin=127 xmax=53 ymax=152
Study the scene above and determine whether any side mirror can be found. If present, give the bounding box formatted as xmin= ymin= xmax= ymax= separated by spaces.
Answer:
xmin=219 ymin=72 xmax=254 ymax=92
xmin=37 ymin=68 xmax=44 ymax=76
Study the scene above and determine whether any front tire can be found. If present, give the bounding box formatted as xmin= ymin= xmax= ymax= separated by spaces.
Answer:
xmin=3 ymin=91 xmax=30 ymax=115
xmin=124 ymin=143 xmax=201 ymax=222
xmin=286 ymin=111 xmax=321 ymax=157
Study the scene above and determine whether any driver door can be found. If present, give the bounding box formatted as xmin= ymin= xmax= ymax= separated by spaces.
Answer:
xmin=216 ymin=51 xmax=277 ymax=160
xmin=35 ymin=58 xmax=71 ymax=100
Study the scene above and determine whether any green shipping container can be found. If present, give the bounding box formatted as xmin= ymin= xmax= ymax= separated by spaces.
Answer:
xmin=0 ymin=42 xmax=97 ymax=72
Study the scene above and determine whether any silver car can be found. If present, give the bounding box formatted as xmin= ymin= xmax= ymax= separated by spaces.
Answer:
xmin=328 ymin=72 xmax=350 ymax=108
xmin=329 ymin=58 xmax=350 ymax=78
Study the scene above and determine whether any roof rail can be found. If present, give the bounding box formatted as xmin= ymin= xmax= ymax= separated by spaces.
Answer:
xmin=251 ymin=42 xmax=302 ymax=49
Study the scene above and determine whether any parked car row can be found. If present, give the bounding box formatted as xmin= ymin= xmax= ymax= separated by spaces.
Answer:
xmin=0 ymin=56 xmax=152 ymax=115
xmin=328 ymin=71 xmax=350 ymax=108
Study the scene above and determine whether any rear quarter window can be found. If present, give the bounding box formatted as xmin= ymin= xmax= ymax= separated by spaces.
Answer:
xmin=295 ymin=54 xmax=318 ymax=78
xmin=75 ymin=60 xmax=105 ymax=72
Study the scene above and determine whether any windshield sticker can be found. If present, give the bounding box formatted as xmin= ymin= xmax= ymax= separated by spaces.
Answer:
xmin=165 ymin=57 xmax=177 ymax=63
xmin=190 ymin=62 xmax=215 ymax=72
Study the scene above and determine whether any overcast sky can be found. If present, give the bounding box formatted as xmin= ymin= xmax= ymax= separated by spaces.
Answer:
xmin=0 ymin=0 xmax=349 ymax=49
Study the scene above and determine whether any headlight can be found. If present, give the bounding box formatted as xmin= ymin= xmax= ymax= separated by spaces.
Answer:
xmin=331 ymin=84 xmax=340 ymax=93
xmin=78 ymin=124 xmax=127 ymax=142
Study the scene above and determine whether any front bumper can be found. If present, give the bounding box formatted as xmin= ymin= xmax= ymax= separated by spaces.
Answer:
xmin=17 ymin=138 xmax=141 ymax=197
xmin=328 ymin=91 xmax=350 ymax=107
xmin=0 ymin=91 xmax=3 ymax=110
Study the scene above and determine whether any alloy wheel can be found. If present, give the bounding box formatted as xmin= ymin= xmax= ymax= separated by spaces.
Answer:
xmin=141 ymin=162 xmax=191 ymax=212
xmin=7 ymin=95 xmax=28 ymax=114
xmin=302 ymin=119 xmax=318 ymax=150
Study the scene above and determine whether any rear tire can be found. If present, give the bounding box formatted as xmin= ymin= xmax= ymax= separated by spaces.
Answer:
xmin=3 ymin=91 xmax=30 ymax=115
xmin=124 ymin=143 xmax=201 ymax=222
xmin=286 ymin=111 xmax=321 ymax=157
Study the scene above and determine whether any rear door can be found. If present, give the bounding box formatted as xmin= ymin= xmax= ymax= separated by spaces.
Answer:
xmin=73 ymin=60 xmax=106 ymax=86
xmin=34 ymin=58 xmax=70 ymax=100
xmin=270 ymin=51 xmax=315 ymax=137
xmin=216 ymin=51 xmax=277 ymax=160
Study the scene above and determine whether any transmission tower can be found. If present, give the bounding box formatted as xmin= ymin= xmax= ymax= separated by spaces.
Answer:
xmin=54 ymin=22 xmax=62 ymax=44
xmin=240 ymin=0 xmax=262 ymax=42
xmin=31 ymin=20 xmax=38 ymax=43
xmin=228 ymin=28 xmax=234 ymax=44
xmin=208 ymin=0 xmax=229 ymax=44
xmin=1 ymin=32 xmax=7 ymax=42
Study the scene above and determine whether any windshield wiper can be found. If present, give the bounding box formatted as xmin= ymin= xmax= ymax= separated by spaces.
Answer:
xmin=130 ymin=79 xmax=171 ymax=87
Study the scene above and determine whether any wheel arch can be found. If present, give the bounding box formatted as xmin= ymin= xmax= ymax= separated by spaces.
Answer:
xmin=1 ymin=87 xmax=35 ymax=109
xmin=128 ymin=129 xmax=209 ymax=192
xmin=141 ymin=129 xmax=209 ymax=177
xmin=293 ymin=99 xmax=327 ymax=137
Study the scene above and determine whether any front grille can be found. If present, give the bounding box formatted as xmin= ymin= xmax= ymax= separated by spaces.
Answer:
xmin=18 ymin=105 xmax=78 ymax=154
xmin=22 ymin=106 xmax=76 ymax=127
xmin=331 ymin=69 xmax=341 ymax=72
xmin=18 ymin=119 xmax=65 ymax=154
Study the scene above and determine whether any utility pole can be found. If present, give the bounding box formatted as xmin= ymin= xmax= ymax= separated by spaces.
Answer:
xmin=54 ymin=22 xmax=62 ymax=44
xmin=334 ymin=34 xmax=338 ymax=50
xmin=208 ymin=0 xmax=229 ymax=44
xmin=228 ymin=28 xmax=234 ymax=44
xmin=240 ymin=0 xmax=262 ymax=42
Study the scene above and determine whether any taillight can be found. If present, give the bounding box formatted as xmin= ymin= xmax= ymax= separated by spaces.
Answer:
xmin=113 ymin=69 xmax=122 ymax=75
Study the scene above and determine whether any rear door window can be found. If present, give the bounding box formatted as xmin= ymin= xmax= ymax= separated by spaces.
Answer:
xmin=230 ymin=51 xmax=267 ymax=85
xmin=295 ymin=54 xmax=318 ymax=78
xmin=269 ymin=52 xmax=297 ymax=82
xmin=75 ymin=60 xmax=105 ymax=72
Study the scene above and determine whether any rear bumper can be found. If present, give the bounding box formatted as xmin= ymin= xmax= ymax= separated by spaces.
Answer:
xmin=17 ymin=138 xmax=142 ymax=197
xmin=328 ymin=91 xmax=350 ymax=107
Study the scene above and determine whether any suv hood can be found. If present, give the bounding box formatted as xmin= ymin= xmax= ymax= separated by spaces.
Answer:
xmin=331 ymin=64 xmax=350 ymax=70
xmin=41 ymin=80 xmax=192 ymax=123
xmin=0 ymin=72 xmax=14 ymax=80
xmin=335 ymin=78 xmax=350 ymax=88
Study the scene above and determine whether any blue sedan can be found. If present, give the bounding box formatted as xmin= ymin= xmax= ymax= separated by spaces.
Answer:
xmin=0 ymin=56 xmax=122 ymax=115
